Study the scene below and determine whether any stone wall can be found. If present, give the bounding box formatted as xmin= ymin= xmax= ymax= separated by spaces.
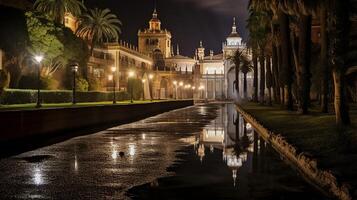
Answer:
xmin=236 ymin=104 xmax=351 ymax=200
xmin=0 ymin=100 xmax=193 ymax=143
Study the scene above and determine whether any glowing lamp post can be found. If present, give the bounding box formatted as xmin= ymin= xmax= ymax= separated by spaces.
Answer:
xmin=34 ymin=55 xmax=43 ymax=108
xmin=71 ymin=63 xmax=79 ymax=104
xmin=128 ymin=70 xmax=135 ymax=103
xmin=111 ymin=66 xmax=117 ymax=104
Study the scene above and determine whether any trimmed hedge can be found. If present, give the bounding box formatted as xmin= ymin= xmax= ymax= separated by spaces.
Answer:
xmin=0 ymin=89 xmax=130 ymax=104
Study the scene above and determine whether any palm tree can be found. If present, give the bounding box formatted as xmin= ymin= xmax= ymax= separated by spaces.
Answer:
xmin=247 ymin=6 xmax=266 ymax=103
xmin=76 ymin=8 xmax=122 ymax=56
xmin=241 ymin=56 xmax=253 ymax=99
xmin=320 ymin=2 xmax=329 ymax=113
xmin=34 ymin=0 xmax=85 ymax=24
xmin=330 ymin=0 xmax=351 ymax=126
xmin=232 ymin=49 xmax=244 ymax=95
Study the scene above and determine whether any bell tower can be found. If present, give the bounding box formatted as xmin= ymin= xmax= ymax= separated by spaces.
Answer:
xmin=138 ymin=2 xmax=172 ymax=58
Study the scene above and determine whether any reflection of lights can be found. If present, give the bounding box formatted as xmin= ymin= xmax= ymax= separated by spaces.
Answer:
xmin=210 ymin=145 xmax=214 ymax=153
xmin=74 ymin=155 xmax=78 ymax=171
xmin=108 ymin=74 xmax=113 ymax=81
xmin=111 ymin=66 xmax=116 ymax=72
xmin=33 ymin=166 xmax=43 ymax=185
xmin=197 ymin=144 xmax=205 ymax=162
xmin=232 ymin=169 xmax=237 ymax=187
xmin=246 ymin=123 xmax=252 ymax=129
xmin=112 ymin=149 xmax=118 ymax=160
xmin=142 ymin=134 xmax=146 ymax=140
xmin=128 ymin=144 xmax=136 ymax=157
xmin=239 ymin=152 xmax=248 ymax=162
xmin=128 ymin=70 xmax=135 ymax=78
xmin=227 ymin=155 xmax=242 ymax=168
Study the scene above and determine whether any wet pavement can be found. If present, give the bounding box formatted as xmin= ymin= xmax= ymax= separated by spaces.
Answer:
xmin=0 ymin=103 xmax=326 ymax=199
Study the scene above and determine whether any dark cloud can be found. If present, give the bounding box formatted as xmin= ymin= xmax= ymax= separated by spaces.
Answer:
xmin=85 ymin=0 xmax=249 ymax=56
xmin=173 ymin=0 xmax=249 ymax=16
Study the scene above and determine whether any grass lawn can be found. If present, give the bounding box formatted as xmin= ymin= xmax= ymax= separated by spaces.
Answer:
xmin=240 ymin=102 xmax=357 ymax=193
xmin=0 ymin=99 xmax=174 ymax=111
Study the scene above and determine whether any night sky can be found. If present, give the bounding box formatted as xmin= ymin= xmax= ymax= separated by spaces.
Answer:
xmin=85 ymin=0 xmax=249 ymax=57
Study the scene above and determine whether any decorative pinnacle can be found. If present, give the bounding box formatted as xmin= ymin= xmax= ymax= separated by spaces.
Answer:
xmin=232 ymin=17 xmax=237 ymax=34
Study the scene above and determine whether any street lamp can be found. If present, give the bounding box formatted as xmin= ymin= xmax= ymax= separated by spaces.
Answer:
xmin=111 ymin=66 xmax=117 ymax=104
xmin=34 ymin=55 xmax=43 ymax=108
xmin=148 ymin=74 xmax=154 ymax=80
xmin=71 ymin=63 xmax=79 ymax=105
xmin=128 ymin=70 xmax=135 ymax=103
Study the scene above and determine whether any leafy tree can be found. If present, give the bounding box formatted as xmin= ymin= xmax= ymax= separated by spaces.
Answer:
xmin=0 ymin=69 xmax=10 ymax=97
xmin=26 ymin=12 xmax=64 ymax=77
xmin=127 ymin=78 xmax=143 ymax=100
xmin=76 ymin=8 xmax=122 ymax=55
xmin=33 ymin=0 xmax=85 ymax=24
xmin=59 ymin=27 xmax=89 ymax=89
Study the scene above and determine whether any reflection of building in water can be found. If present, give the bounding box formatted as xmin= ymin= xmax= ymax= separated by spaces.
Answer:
xmin=195 ymin=104 xmax=253 ymax=186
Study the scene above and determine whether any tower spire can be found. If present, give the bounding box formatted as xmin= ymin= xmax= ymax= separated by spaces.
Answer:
xmin=153 ymin=0 xmax=158 ymax=18
xmin=232 ymin=17 xmax=237 ymax=34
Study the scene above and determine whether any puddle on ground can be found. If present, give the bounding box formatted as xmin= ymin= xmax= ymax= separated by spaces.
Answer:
xmin=0 ymin=103 xmax=326 ymax=199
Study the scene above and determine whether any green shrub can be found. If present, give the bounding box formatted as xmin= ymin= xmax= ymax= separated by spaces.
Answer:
xmin=19 ymin=75 xmax=59 ymax=90
xmin=0 ymin=89 xmax=129 ymax=104
xmin=88 ymin=77 xmax=102 ymax=91
xmin=76 ymin=77 xmax=89 ymax=92
xmin=18 ymin=75 xmax=37 ymax=89
xmin=0 ymin=70 xmax=10 ymax=96
xmin=127 ymin=79 xmax=143 ymax=100
xmin=40 ymin=76 xmax=59 ymax=90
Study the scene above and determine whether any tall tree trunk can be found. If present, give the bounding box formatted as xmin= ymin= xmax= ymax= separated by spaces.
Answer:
xmin=279 ymin=11 xmax=294 ymax=110
xmin=297 ymin=15 xmax=312 ymax=114
xmin=259 ymin=48 xmax=265 ymax=104
xmin=320 ymin=4 xmax=329 ymax=113
xmin=332 ymin=0 xmax=351 ymax=126
xmin=243 ymin=73 xmax=247 ymax=99
xmin=278 ymin=45 xmax=285 ymax=105
xmin=272 ymin=44 xmax=280 ymax=104
xmin=333 ymin=70 xmax=350 ymax=125
xmin=253 ymin=51 xmax=259 ymax=102
xmin=266 ymin=55 xmax=273 ymax=106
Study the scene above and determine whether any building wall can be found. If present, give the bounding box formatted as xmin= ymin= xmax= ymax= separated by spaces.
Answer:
xmin=165 ymin=59 xmax=196 ymax=72
xmin=138 ymin=32 xmax=172 ymax=58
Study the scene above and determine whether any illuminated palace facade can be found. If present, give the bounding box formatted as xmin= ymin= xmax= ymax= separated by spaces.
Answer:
xmin=63 ymin=8 xmax=251 ymax=101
